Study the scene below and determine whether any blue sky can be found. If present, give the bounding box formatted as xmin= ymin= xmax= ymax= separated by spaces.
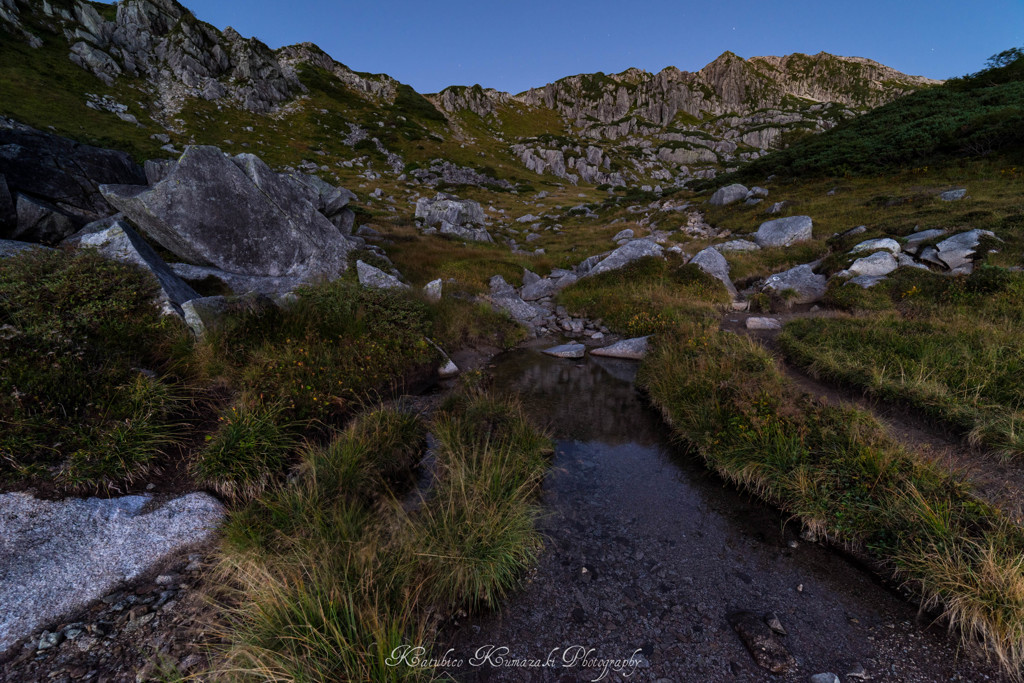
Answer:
xmin=183 ymin=0 xmax=1022 ymax=94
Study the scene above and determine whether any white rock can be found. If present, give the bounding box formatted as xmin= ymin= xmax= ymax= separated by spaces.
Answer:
xmin=850 ymin=238 xmax=900 ymax=254
xmin=848 ymin=251 xmax=898 ymax=277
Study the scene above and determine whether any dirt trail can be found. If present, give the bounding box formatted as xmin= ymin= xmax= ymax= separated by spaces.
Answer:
xmin=721 ymin=308 xmax=1024 ymax=522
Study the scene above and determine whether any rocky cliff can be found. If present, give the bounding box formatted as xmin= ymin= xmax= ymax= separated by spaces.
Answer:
xmin=0 ymin=0 xmax=939 ymax=188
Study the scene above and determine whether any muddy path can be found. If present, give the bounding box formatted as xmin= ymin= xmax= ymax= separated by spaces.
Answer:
xmin=441 ymin=348 xmax=1002 ymax=682
xmin=721 ymin=308 xmax=1024 ymax=523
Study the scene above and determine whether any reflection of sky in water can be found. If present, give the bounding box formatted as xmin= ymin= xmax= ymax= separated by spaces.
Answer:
xmin=487 ymin=350 xmax=667 ymax=445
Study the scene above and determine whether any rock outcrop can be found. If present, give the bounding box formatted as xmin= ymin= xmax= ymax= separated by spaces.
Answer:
xmin=101 ymin=146 xmax=357 ymax=281
xmin=0 ymin=118 xmax=144 ymax=242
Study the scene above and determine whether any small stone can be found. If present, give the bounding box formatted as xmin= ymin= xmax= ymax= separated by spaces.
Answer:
xmin=765 ymin=612 xmax=787 ymax=635
xmin=939 ymin=188 xmax=966 ymax=201
xmin=809 ymin=674 xmax=840 ymax=683
xmin=746 ymin=317 xmax=782 ymax=331
xmin=38 ymin=631 xmax=63 ymax=650
xmin=155 ymin=574 xmax=176 ymax=585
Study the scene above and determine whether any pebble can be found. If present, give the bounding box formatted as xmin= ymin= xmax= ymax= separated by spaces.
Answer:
xmin=809 ymin=674 xmax=840 ymax=683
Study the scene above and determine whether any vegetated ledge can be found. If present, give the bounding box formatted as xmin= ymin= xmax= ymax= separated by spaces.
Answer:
xmin=637 ymin=323 xmax=1024 ymax=678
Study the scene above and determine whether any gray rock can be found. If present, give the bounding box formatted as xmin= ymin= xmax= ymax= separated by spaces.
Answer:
xmin=585 ymin=239 xmax=664 ymax=277
xmin=489 ymin=274 xmax=516 ymax=297
xmin=749 ymin=186 xmax=769 ymax=198
xmin=522 ymin=269 xmax=541 ymax=287
xmin=591 ymin=336 xmax=650 ymax=360
xmin=939 ymin=188 xmax=967 ymax=201
xmin=766 ymin=201 xmax=788 ymax=214
xmin=744 ymin=197 xmax=763 ymax=206
xmin=850 ymin=237 xmax=900 ymax=254
xmin=356 ymin=260 xmax=409 ymax=290
xmin=897 ymin=253 xmax=930 ymax=270
xmin=0 ymin=492 xmax=224 ymax=653
xmin=935 ymin=229 xmax=995 ymax=270
xmin=541 ymin=343 xmax=586 ymax=359
xmin=753 ymin=215 xmax=813 ymax=248
xmin=0 ymin=239 xmax=51 ymax=258
xmin=66 ymin=220 xmax=199 ymax=317
xmin=842 ymin=225 xmax=868 ymax=237
xmin=438 ymin=219 xmax=492 ymax=242
xmin=521 ymin=277 xmax=557 ymax=301
xmin=848 ymin=251 xmax=898 ymax=277
xmin=170 ymin=263 xmax=304 ymax=297
xmin=715 ymin=239 xmax=760 ymax=252
xmin=415 ymin=193 xmax=484 ymax=227
xmin=919 ymin=246 xmax=945 ymax=268
xmin=708 ymin=183 xmax=749 ymax=206
xmin=746 ymin=317 xmax=782 ymax=330
xmin=516 ymin=213 xmax=541 ymax=223
xmin=902 ymin=228 xmax=947 ymax=254
xmin=762 ymin=264 xmax=827 ymax=304
xmin=690 ymin=247 xmax=737 ymax=297
xmin=11 ymin=194 xmax=77 ymax=243
xmin=848 ymin=274 xmax=887 ymax=288
xmin=180 ymin=296 xmax=228 ymax=337
xmin=491 ymin=293 xmax=546 ymax=325
xmin=101 ymin=146 xmax=354 ymax=280
xmin=355 ymin=225 xmax=381 ymax=238
xmin=612 ymin=228 xmax=635 ymax=242
xmin=423 ymin=278 xmax=442 ymax=303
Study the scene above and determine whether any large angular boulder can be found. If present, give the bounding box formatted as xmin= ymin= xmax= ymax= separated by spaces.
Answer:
xmin=761 ymin=264 xmax=827 ymax=304
xmin=690 ymin=247 xmax=737 ymax=297
xmin=584 ymin=239 xmax=664 ymax=277
xmin=415 ymin=193 xmax=485 ymax=227
xmin=753 ymin=216 xmax=813 ymax=248
xmin=709 ymin=183 xmax=749 ymax=206
xmin=66 ymin=219 xmax=199 ymax=316
xmin=101 ymin=146 xmax=355 ymax=280
xmin=0 ymin=118 xmax=144 ymax=234
xmin=0 ymin=492 xmax=224 ymax=654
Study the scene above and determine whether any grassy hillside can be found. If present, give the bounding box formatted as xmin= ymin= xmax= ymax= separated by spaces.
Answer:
xmin=722 ymin=49 xmax=1024 ymax=180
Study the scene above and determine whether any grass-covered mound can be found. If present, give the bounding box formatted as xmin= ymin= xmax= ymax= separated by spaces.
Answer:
xmin=557 ymin=255 xmax=732 ymax=335
xmin=213 ymin=393 xmax=552 ymax=681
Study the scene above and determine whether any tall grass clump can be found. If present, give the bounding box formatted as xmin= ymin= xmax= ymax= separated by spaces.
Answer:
xmin=213 ymin=393 xmax=551 ymax=681
xmin=639 ymin=324 xmax=1024 ymax=675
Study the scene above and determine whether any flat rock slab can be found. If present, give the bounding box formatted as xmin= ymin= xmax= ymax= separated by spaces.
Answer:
xmin=0 ymin=492 xmax=224 ymax=653
xmin=745 ymin=317 xmax=782 ymax=330
xmin=542 ymin=343 xmax=586 ymax=359
xmin=591 ymin=336 xmax=650 ymax=359
xmin=940 ymin=188 xmax=967 ymax=201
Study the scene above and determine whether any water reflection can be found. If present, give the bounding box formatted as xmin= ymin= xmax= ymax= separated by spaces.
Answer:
xmin=488 ymin=349 xmax=666 ymax=445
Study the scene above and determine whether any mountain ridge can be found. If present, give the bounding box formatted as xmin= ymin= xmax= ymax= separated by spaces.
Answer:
xmin=0 ymin=0 xmax=939 ymax=188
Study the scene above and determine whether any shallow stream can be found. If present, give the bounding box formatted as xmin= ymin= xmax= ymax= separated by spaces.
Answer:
xmin=440 ymin=348 xmax=997 ymax=682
